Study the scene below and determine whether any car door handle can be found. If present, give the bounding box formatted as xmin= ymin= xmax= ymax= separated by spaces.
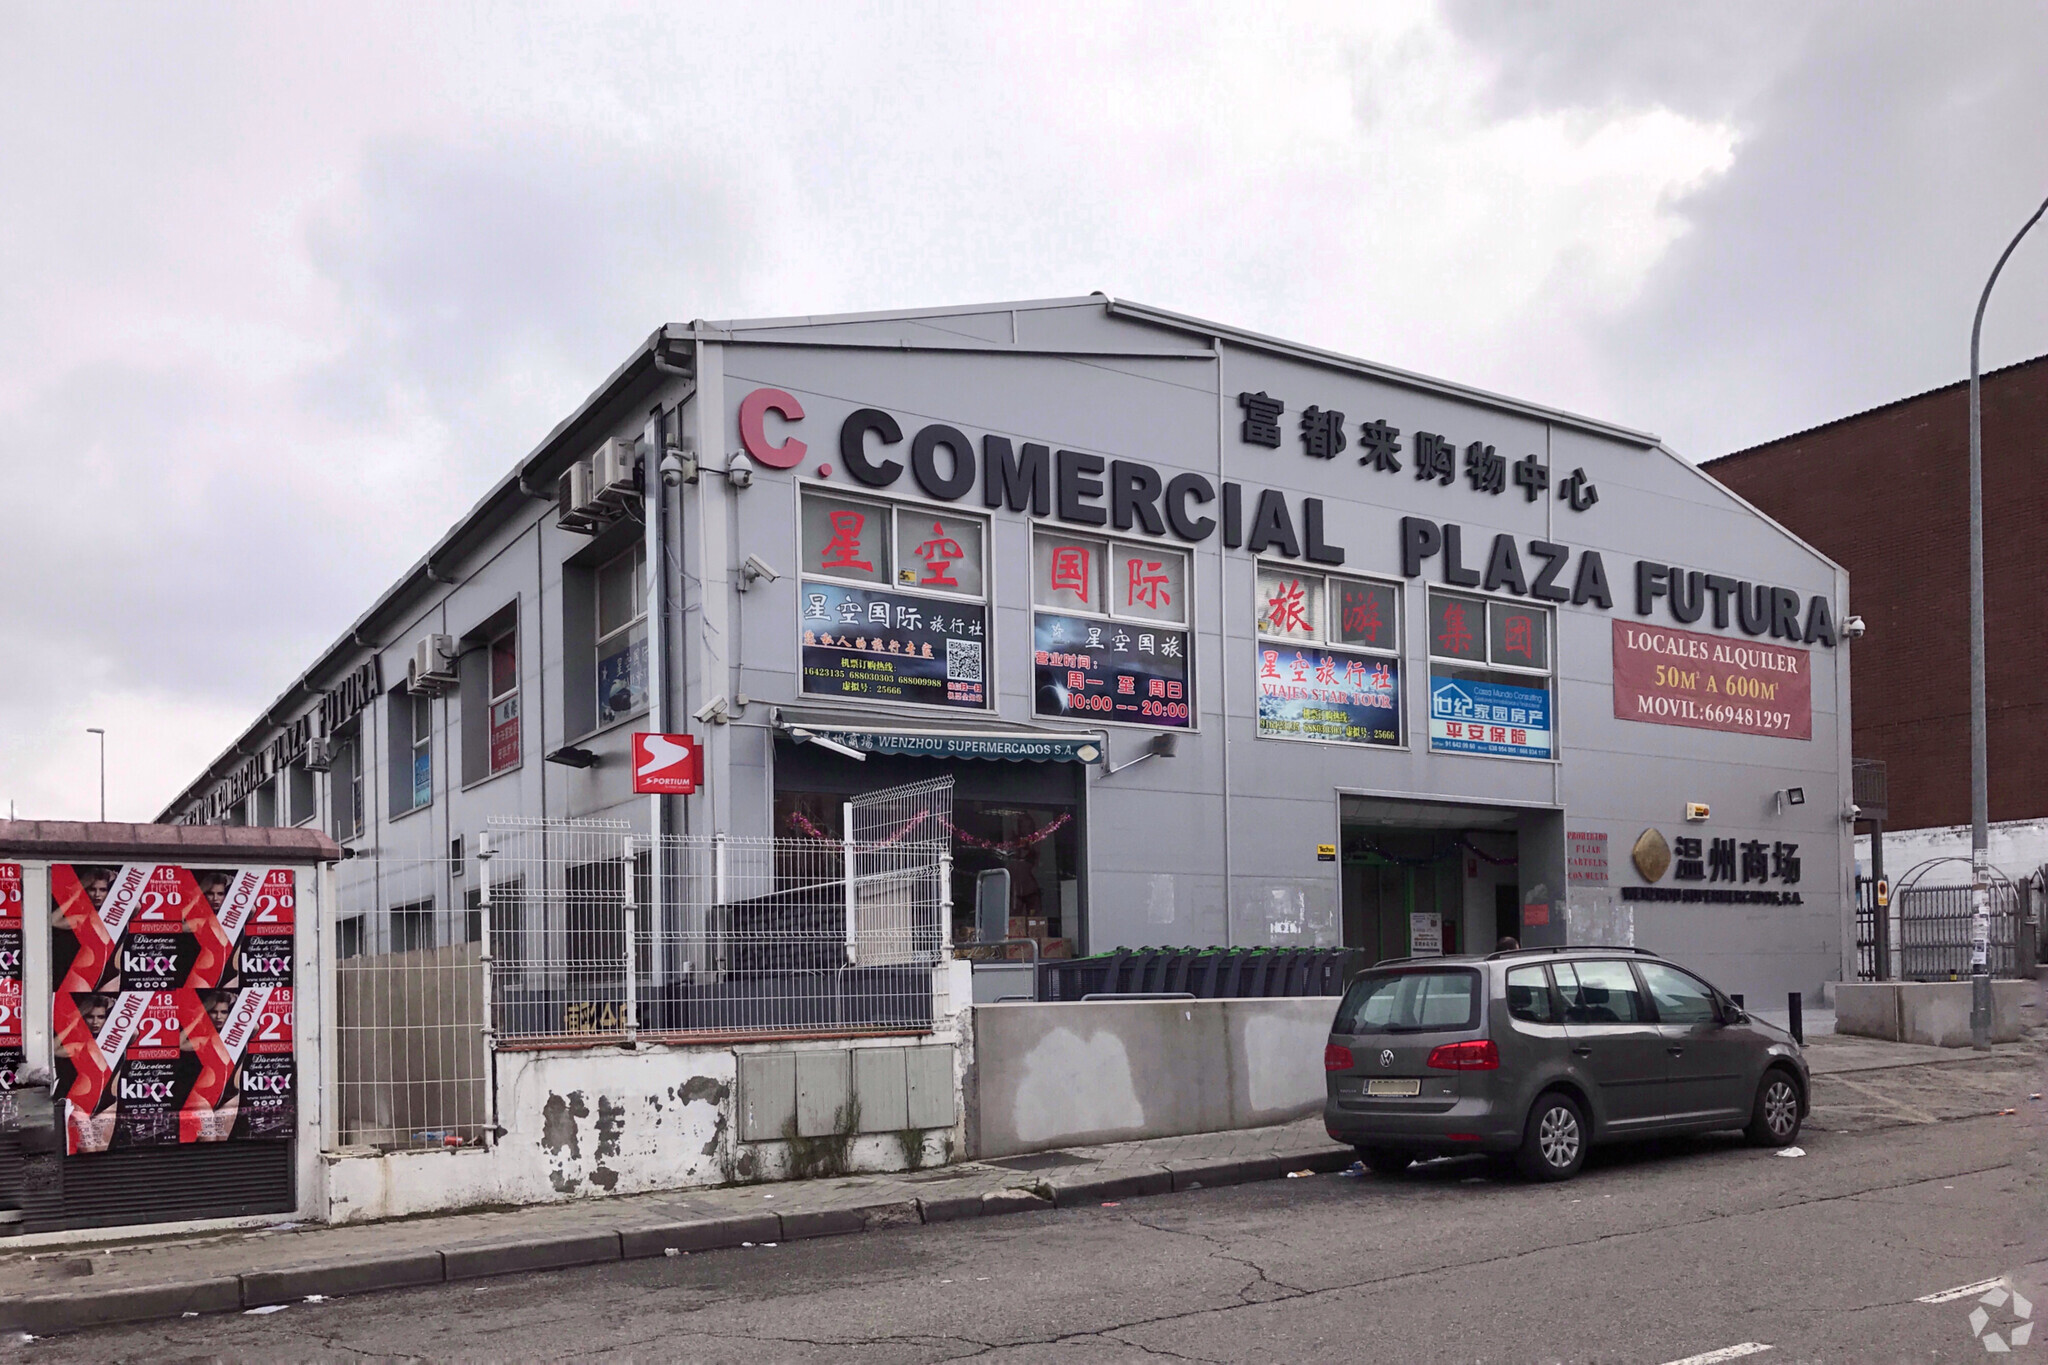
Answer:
xmin=1666 ymin=1046 xmax=1685 ymax=1057
xmin=1571 ymin=1044 xmax=1592 ymax=1056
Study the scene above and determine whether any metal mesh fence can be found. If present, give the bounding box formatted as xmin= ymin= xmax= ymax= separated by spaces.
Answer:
xmin=331 ymin=851 xmax=489 ymax=1151
xmin=481 ymin=813 xmax=951 ymax=1046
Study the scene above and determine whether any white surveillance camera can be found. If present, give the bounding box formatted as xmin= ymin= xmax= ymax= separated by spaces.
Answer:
xmin=739 ymin=554 xmax=781 ymax=591
xmin=1841 ymin=615 xmax=1866 ymax=640
xmin=724 ymin=461 xmax=754 ymax=488
xmin=660 ymin=448 xmax=697 ymax=487
xmin=693 ymin=695 xmax=731 ymax=725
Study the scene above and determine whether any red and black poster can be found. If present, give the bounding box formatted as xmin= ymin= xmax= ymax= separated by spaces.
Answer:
xmin=0 ymin=863 xmax=22 ymax=1093
xmin=50 ymin=864 xmax=296 ymax=1155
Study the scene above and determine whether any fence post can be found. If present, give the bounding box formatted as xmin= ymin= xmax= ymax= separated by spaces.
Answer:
xmin=621 ymin=834 xmax=639 ymax=1047
xmin=476 ymin=831 xmax=498 ymax=1148
xmin=842 ymin=799 xmax=858 ymax=965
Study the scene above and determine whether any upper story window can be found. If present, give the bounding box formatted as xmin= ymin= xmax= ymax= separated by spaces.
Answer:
xmin=1426 ymin=590 xmax=1554 ymax=760
xmin=596 ymin=542 xmax=649 ymax=727
xmin=1030 ymin=531 xmax=1191 ymax=729
xmin=330 ymin=730 xmax=364 ymax=842
xmin=489 ymin=628 xmax=520 ymax=775
xmin=1254 ymin=568 xmax=1402 ymax=748
xmin=798 ymin=489 xmax=990 ymax=711
xmin=390 ymin=689 xmax=432 ymax=815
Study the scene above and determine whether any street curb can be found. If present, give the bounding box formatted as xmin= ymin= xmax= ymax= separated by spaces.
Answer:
xmin=1049 ymin=1168 xmax=1173 ymax=1208
xmin=2 ymin=1142 xmax=1352 ymax=1337
xmin=443 ymin=1231 xmax=622 ymax=1281
xmin=3 ymin=1277 xmax=243 ymax=1336
xmin=619 ymin=1213 xmax=780 ymax=1260
xmin=241 ymin=1250 xmax=448 ymax=1307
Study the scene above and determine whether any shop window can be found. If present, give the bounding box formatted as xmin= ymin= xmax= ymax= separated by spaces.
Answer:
xmin=1254 ymin=567 xmax=1402 ymax=747
xmin=1031 ymin=531 xmax=1192 ymax=729
xmin=596 ymin=542 xmax=649 ymax=727
xmin=798 ymin=488 xmax=990 ymax=711
xmin=388 ymin=688 xmax=433 ymax=816
xmin=251 ymin=780 xmax=278 ymax=827
xmin=1426 ymin=590 xmax=1554 ymax=761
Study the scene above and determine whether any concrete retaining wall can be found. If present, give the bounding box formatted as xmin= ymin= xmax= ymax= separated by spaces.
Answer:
xmin=964 ymin=998 xmax=1333 ymax=1159
xmin=1833 ymin=981 xmax=2034 ymax=1046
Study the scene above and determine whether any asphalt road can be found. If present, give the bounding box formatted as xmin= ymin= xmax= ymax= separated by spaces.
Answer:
xmin=10 ymin=1059 xmax=2046 ymax=1364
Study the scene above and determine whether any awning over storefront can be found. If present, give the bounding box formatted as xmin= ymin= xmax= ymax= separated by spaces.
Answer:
xmin=773 ymin=710 xmax=1105 ymax=764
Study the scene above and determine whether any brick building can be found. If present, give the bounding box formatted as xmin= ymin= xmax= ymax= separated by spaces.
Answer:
xmin=1705 ymin=355 xmax=2048 ymax=874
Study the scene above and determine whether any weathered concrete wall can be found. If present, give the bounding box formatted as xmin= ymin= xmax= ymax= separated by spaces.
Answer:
xmin=324 ymin=1034 xmax=962 ymax=1224
xmin=1833 ymin=981 xmax=2033 ymax=1046
xmin=964 ymin=998 xmax=1333 ymax=1159
xmin=1856 ymin=817 xmax=2048 ymax=887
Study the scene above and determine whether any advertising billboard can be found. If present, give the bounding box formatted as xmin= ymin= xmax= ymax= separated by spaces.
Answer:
xmin=1255 ymin=645 xmax=1400 ymax=746
xmin=1428 ymin=674 xmax=1553 ymax=759
xmin=0 ymin=863 xmax=21 ymax=1093
xmin=1611 ymin=620 xmax=1812 ymax=740
xmin=50 ymin=864 xmax=296 ymax=1155
xmin=1032 ymin=612 xmax=1191 ymax=728
xmin=800 ymin=580 xmax=988 ymax=710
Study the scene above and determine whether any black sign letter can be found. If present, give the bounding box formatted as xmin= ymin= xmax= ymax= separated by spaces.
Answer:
xmin=841 ymin=408 xmax=904 ymax=488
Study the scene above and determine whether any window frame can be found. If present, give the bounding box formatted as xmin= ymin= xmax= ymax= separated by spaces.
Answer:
xmin=594 ymin=541 xmax=651 ymax=731
xmin=1029 ymin=528 xmax=1197 ymax=732
xmin=1425 ymin=589 xmax=1558 ymax=764
xmin=1553 ymin=959 xmax=1651 ymax=1025
xmin=1634 ymin=960 xmax=1720 ymax=1027
xmin=486 ymin=626 xmax=521 ymax=778
xmin=794 ymin=484 xmax=996 ymax=716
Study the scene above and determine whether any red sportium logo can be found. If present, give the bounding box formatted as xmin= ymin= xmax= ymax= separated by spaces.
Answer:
xmin=632 ymin=733 xmax=702 ymax=794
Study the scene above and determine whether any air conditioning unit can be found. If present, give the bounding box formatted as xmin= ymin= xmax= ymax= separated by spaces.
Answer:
xmin=303 ymin=738 xmax=335 ymax=773
xmin=591 ymin=438 xmax=643 ymax=508
xmin=556 ymin=461 xmax=599 ymax=532
xmin=408 ymin=634 xmax=458 ymax=694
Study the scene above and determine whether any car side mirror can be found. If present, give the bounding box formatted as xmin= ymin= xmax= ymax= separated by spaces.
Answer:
xmin=1720 ymin=1002 xmax=1746 ymax=1025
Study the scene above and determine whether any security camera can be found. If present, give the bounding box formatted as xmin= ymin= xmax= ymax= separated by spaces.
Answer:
xmin=661 ymin=447 xmax=697 ymax=487
xmin=738 ymin=554 xmax=781 ymax=591
xmin=693 ymin=695 xmax=731 ymax=725
xmin=724 ymin=460 xmax=754 ymax=489
xmin=1841 ymin=615 xmax=1867 ymax=640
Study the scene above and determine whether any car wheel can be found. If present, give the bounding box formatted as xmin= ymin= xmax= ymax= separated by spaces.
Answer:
xmin=1515 ymin=1091 xmax=1587 ymax=1181
xmin=1745 ymin=1070 xmax=1803 ymax=1147
xmin=1358 ymin=1147 xmax=1412 ymax=1176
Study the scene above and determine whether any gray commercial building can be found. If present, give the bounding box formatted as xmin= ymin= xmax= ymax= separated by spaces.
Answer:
xmin=163 ymin=296 xmax=1854 ymax=997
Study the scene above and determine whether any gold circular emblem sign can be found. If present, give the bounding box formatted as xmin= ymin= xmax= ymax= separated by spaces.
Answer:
xmin=1632 ymin=828 xmax=1672 ymax=883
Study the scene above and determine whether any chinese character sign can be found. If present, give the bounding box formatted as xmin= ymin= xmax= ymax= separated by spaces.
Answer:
xmin=1033 ymin=613 xmax=1191 ymax=728
xmin=1034 ymin=536 xmax=1101 ymax=612
xmin=1256 ymin=645 xmax=1400 ymax=747
xmin=50 ymin=864 xmax=297 ymax=1155
xmin=1428 ymin=675 xmax=1552 ymax=759
xmin=894 ymin=514 xmax=985 ymax=597
xmin=0 ymin=864 xmax=21 ymax=1093
xmin=1256 ymin=568 xmax=1320 ymax=640
xmin=801 ymin=580 xmax=988 ymax=709
xmin=1335 ymin=580 xmax=1396 ymax=650
xmin=1114 ymin=545 xmax=1186 ymax=624
xmin=800 ymin=494 xmax=889 ymax=584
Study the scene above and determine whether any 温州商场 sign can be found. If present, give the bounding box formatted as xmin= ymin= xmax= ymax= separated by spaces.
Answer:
xmin=1612 ymin=621 xmax=1811 ymax=740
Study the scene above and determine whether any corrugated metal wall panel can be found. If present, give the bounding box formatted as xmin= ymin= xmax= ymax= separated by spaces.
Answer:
xmin=52 ymin=1142 xmax=294 ymax=1231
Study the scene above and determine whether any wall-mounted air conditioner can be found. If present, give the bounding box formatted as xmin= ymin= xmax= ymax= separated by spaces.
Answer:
xmin=556 ymin=460 xmax=599 ymax=532
xmin=408 ymin=634 xmax=458 ymax=694
xmin=591 ymin=438 xmax=643 ymax=508
xmin=304 ymin=738 xmax=335 ymax=773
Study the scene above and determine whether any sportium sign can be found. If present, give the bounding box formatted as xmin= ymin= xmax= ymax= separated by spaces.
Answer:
xmin=1611 ymin=621 xmax=1812 ymax=740
xmin=632 ymin=733 xmax=702 ymax=794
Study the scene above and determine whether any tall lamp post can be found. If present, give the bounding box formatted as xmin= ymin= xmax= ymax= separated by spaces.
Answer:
xmin=1966 ymin=191 xmax=2048 ymax=1050
xmin=86 ymin=727 xmax=106 ymax=822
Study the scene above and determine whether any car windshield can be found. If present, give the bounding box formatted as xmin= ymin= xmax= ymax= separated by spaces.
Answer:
xmin=1334 ymin=969 xmax=1480 ymax=1034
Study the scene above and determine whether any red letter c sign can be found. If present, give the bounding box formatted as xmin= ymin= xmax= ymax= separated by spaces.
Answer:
xmin=738 ymin=388 xmax=807 ymax=469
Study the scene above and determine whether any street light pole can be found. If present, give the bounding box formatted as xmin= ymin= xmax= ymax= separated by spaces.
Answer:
xmin=1966 ymin=190 xmax=2048 ymax=1050
xmin=85 ymin=727 xmax=106 ymax=822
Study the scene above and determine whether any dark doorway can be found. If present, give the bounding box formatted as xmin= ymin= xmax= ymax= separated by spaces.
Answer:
xmin=1338 ymin=796 xmax=1521 ymax=962
xmin=1495 ymin=884 xmax=1520 ymax=945
xmin=773 ymin=741 xmax=1087 ymax=959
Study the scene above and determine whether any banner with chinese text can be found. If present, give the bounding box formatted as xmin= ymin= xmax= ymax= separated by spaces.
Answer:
xmin=50 ymin=864 xmax=296 ymax=1155
xmin=800 ymin=581 xmax=988 ymax=709
xmin=1033 ymin=612 xmax=1191 ymax=728
xmin=0 ymin=863 xmax=21 ymax=1093
xmin=1255 ymin=645 xmax=1401 ymax=746
xmin=1612 ymin=621 xmax=1811 ymax=740
xmin=1428 ymin=674 xmax=1553 ymax=759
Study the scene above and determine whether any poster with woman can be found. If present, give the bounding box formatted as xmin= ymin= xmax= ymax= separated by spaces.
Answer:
xmin=50 ymin=863 xmax=295 ymax=1155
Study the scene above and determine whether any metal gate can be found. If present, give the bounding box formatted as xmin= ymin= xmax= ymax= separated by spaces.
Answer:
xmin=1893 ymin=858 xmax=2028 ymax=981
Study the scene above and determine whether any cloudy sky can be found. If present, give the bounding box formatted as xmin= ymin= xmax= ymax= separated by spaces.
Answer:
xmin=4 ymin=1 xmax=2045 ymax=821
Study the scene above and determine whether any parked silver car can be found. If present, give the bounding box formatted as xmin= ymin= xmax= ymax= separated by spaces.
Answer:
xmin=1323 ymin=946 xmax=1808 ymax=1180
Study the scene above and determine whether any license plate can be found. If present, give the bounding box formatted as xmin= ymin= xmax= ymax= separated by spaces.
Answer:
xmin=1366 ymin=1079 xmax=1420 ymax=1097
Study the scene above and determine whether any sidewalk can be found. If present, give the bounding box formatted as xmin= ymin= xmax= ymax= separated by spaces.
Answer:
xmin=0 ymin=1120 xmax=1354 ymax=1338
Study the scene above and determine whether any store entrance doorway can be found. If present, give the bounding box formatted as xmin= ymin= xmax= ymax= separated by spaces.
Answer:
xmin=1339 ymin=796 xmax=1524 ymax=962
